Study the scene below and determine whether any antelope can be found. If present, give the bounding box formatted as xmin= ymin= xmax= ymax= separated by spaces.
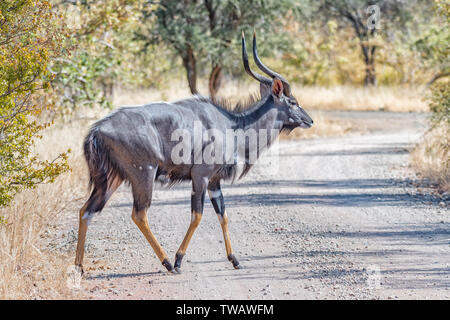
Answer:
xmin=75 ymin=32 xmax=313 ymax=274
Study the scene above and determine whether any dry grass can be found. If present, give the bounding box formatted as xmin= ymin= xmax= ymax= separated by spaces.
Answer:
xmin=114 ymin=82 xmax=428 ymax=113
xmin=0 ymin=122 xmax=89 ymax=299
xmin=294 ymin=85 xmax=428 ymax=112
xmin=411 ymin=123 xmax=450 ymax=195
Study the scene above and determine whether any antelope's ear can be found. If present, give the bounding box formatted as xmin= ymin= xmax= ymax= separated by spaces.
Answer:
xmin=272 ymin=78 xmax=283 ymax=98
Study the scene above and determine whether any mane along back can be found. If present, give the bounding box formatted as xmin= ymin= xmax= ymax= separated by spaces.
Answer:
xmin=183 ymin=92 xmax=267 ymax=116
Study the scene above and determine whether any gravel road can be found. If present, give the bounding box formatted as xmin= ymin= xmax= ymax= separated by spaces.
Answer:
xmin=52 ymin=111 xmax=449 ymax=299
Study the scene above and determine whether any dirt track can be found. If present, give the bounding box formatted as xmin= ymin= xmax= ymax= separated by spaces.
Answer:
xmin=52 ymin=111 xmax=449 ymax=299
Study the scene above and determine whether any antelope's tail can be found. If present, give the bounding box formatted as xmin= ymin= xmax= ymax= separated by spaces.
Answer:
xmin=82 ymin=129 xmax=123 ymax=214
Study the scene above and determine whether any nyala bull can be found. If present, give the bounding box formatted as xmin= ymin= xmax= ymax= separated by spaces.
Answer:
xmin=75 ymin=32 xmax=313 ymax=273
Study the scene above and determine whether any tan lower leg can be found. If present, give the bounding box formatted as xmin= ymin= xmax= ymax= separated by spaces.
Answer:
xmin=75 ymin=204 xmax=89 ymax=269
xmin=131 ymin=208 xmax=169 ymax=263
xmin=75 ymin=178 xmax=122 ymax=270
xmin=177 ymin=211 xmax=202 ymax=255
xmin=218 ymin=211 xmax=233 ymax=256
xmin=218 ymin=211 xmax=239 ymax=268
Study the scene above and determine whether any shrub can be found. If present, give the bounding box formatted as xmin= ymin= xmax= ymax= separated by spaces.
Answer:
xmin=411 ymin=81 xmax=449 ymax=194
xmin=428 ymin=81 xmax=450 ymax=125
xmin=0 ymin=0 xmax=70 ymax=208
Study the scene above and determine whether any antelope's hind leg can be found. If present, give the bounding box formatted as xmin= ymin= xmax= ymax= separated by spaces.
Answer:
xmin=75 ymin=175 xmax=123 ymax=274
xmin=208 ymin=182 xmax=240 ymax=269
xmin=131 ymin=208 xmax=173 ymax=272
xmin=130 ymin=167 xmax=173 ymax=273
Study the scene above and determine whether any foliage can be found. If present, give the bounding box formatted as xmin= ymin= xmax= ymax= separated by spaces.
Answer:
xmin=283 ymin=19 xmax=366 ymax=86
xmin=413 ymin=0 xmax=450 ymax=85
xmin=298 ymin=0 xmax=433 ymax=86
xmin=428 ymin=80 xmax=450 ymax=127
xmin=141 ymin=0 xmax=299 ymax=97
xmin=411 ymin=0 xmax=449 ymax=194
xmin=421 ymin=0 xmax=449 ymax=127
xmin=43 ymin=0 xmax=445 ymax=104
xmin=0 ymin=0 xmax=70 ymax=207
xmin=280 ymin=16 xmax=429 ymax=86
xmin=49 ymin=0 xmax=141 ymax=115
xmin=50 ymin=44 xmax=117 ymax=115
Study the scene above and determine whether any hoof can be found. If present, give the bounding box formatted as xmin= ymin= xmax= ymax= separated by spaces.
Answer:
xmin=174 ymin=267 xmax=182 ymax=274
xmin=227 ymin=254 xmax=240 ymax=269
xmin=174 ymin=252 xmax=184 ymax=271
xmin=162 ymin=259 xmax=174 ymax=273
xmin=233 ymin=264 xmax=241 ymax=270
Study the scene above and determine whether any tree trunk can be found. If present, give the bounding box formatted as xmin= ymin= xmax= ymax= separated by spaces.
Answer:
xmin=364 ymin=62 xmax=377 ymax=86
xmin=361 ymin=44 xmax=377 ymax=86
xmin=101 ymin=80 xmax=114 ymax=100
xmin=348 ymin=12 xmax=378 ymax=87
xmin=208 ymin=64 xmax=222 ymax=99
xmin=182 ymin=45 xmax=198 ymax=95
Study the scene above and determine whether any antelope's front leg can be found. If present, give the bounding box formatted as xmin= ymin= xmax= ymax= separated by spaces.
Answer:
xmin=208 ymin=186 xmax=240 ymax=269
xmin=174 ymin=179 xmax=206 ymax=273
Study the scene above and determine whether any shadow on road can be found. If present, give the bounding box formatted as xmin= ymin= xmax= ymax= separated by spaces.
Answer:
xmin=111 ymin=178 xmax=430 ymax=209
xmin=86 ymin=271 xmax=161 ymax=280
xmin=284 ymin=145 xmax=410 ymax=157
xmin=316 ymin=224 xmax=450 ymax=245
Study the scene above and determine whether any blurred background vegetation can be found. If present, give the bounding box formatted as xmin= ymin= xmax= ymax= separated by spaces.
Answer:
xmin=1 ymin=0 xmax=448 ymax=208
xmin=0 ymin=0 xmax=448 ymax=207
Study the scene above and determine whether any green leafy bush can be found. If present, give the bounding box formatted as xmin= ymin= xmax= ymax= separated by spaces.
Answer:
xmin=49 ymin=0 xmax=140 ymax=116
xmin=50 ymin=46 xmax=117 ymax=115
xmin=0 ymin=0 xmax=70 ymax=208
xmin=429 ymin=81 xmax=450 ymax=125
